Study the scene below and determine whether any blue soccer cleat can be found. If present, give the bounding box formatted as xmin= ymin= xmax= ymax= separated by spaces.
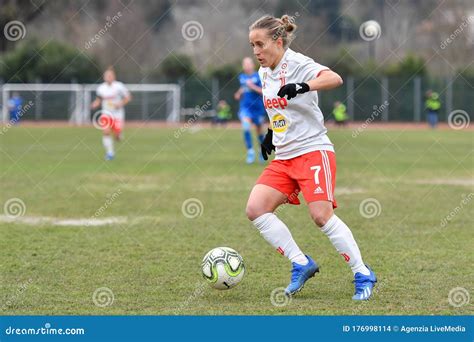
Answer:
xmin=246 ymin=149 xmax=255 ymax=164
xmin=352 ymin=265 xmax=377 ymax=300
xmin=105 ymin=153 xmax=115 ymax=161
xmin=285 ymin=255 xmax=319 ymax=295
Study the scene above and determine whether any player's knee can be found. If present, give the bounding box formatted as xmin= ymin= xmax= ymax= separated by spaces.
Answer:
xmin=242 ymin=120 xmax=251 ymax=131
xmin=246 ymin=202 xmax=266 ymax=221
xmin=311 ymin=208 xmax=333 ymax=227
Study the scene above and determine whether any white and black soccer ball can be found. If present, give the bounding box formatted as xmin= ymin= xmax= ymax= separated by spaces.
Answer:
xmin=201 ymin=247 xmax=245 ymax=290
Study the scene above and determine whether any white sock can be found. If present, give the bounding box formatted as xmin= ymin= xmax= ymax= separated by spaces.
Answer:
xmin=321 ymin=214 xmax=370 ymax=275
xmin=252 ymin=213 xmax=308 ymax=265
xmin=102 ymin=135 xmax=114 ymax=155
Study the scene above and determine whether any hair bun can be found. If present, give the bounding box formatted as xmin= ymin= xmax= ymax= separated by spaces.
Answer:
xmin=280 ymin=15 xmax=297 ymax=33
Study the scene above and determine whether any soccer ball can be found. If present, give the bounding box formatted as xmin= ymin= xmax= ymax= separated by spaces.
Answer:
xmin=201 ymin=247 xmax=245 ymax=290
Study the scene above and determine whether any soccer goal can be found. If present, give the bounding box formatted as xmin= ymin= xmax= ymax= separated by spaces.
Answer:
xmin=1 ymin=83 xmax=181 ymax=124
xmin=1 ymin=83 xmax=83 ymax=123
xmin=82 ymin=83 xmax=181 ymax=123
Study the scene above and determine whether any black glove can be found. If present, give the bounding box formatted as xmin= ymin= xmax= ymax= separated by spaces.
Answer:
xmin=277 ymin=82 xmax=310 ymax=100
xmin=260 ymin=129 xmax=275 ymax=161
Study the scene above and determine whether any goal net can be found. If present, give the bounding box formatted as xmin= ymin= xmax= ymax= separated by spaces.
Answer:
xmin=1 ymin=83 xmax=181 ymax=124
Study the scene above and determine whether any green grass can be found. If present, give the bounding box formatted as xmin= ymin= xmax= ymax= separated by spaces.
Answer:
xmin=0 ymin=125 xmax=473 ymax=315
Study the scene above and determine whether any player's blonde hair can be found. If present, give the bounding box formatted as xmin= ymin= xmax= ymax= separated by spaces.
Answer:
xmin=249 ymin=14 xmax=297 ymax=48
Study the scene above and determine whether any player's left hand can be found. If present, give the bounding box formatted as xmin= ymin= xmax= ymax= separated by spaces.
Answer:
xmin=277 ymin=82 xmax=310 ymax=100
xmin=261 ymin=129 xmax=275 ymax=160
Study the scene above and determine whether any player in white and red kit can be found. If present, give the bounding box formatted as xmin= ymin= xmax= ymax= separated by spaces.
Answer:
xmin=246 ymin=15 xmax=376 ymax=300
xmin=91 ymin=67 xmax=131 ymax=160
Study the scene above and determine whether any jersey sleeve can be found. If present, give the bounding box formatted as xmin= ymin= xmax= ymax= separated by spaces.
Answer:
xmin=96 ymin=85 xmax=103 ymax=98
xmin=299 ymin=59 xmax=330 ymax=83
xmin=117 ymin=82 xmax=130 ymax=98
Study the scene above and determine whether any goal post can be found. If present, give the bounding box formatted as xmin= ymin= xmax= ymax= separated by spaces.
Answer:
xmin=2 ymin=83 xmax=83 ymax=123
xmin=82 ymin=83 xmax=180 ymax=124
xmin=1 ymin=83 xmax=181 ymax=124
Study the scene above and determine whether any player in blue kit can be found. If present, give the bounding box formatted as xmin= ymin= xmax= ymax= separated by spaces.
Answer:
xmin=234 ymin=57 xmax=267 ymax=164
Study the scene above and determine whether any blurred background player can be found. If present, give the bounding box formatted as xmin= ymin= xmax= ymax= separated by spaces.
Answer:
xmin=246 ymin=14 xmax=376 ymax=300
xmin=213 ymin=100 xmax=232 ymax=126
xmin=234 ymin=57 xmax=266 ymax=164
xmin=8 ymin=92 xmax=23 ymax=124
xmin=332 ymin=101 xmax=348 ymax=126
xmin=91 ymin=67 xmax=131 ymax=160
xmin=425 ymin=90 xmax=441 ymax=129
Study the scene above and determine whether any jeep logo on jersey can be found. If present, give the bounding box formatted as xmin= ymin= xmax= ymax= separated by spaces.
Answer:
xmin=264 ymin=96 xmax=288 ymax=110
xmin=272 ymin=114 xmax=288 ymax=133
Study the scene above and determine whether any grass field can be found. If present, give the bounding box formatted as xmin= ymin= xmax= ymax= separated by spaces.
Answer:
xmin=0 ymin=124 xmax=472 ymax=315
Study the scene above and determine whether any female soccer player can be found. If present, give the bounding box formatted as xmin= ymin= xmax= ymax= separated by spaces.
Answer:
xmin=91 ymin=67 xmax=131 ymax=160
xmin=246 ymin=15 xmax=376 ymax=300
xmin=234 ymin=57 xmax=267 ymax=164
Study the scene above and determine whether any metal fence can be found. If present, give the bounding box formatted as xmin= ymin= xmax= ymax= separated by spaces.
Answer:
xmin=0 ymin=76 xmax=472 ymax=123
xmin=181 ymin=75 xmax=473 ymax=123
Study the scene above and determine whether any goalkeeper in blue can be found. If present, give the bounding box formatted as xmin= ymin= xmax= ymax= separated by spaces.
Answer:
xmin=234 ymin=57 xmax=267 ymax=164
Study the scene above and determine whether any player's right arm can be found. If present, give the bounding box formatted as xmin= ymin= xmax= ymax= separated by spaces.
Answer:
xmin=234 ymin=88 xmax=243 ymax=100
xmin=91 ymin=96 xmax=102 ymax=110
